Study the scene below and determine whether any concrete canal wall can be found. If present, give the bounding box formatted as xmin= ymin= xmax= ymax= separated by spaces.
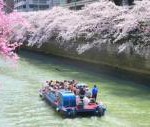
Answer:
xmin=24 ymin=39 xmax=150 ymax=84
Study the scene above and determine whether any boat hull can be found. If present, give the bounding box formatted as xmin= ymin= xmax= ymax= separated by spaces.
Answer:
xmin=40 ymin=92 xmax=106 ymax=118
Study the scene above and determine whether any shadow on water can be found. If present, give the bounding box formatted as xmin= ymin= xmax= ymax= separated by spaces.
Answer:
xmin=19 ymin=50 xmax=150 ymax=86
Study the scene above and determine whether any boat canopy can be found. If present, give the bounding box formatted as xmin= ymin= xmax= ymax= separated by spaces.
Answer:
xmin=58 ymin=91 xmax=76 ymax=107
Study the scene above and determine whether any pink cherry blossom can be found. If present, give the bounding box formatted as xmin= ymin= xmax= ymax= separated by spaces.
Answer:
xmin=12 ymin=0 xmax=149 ymax=49
xmin=0 ymin=0 xmax=26 ymax=60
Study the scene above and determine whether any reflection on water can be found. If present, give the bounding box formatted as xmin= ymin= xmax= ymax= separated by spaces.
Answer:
xmin=0 ymin=51 xmax=150 ymax=127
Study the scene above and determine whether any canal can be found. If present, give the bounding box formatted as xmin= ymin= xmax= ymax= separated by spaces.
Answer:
xmin=0 ymin=51 xmax=149 ymax=127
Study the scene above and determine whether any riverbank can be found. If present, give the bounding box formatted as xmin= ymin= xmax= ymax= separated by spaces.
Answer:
xmin=23 ymin=46 xmax=150 ymax=85
xmin=12 ymin=0 xmax=150 ymax=84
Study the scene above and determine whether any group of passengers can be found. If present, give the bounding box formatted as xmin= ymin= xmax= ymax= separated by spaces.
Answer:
xmin=42 ymin=80 xmax=98 ymax=106
xmin=43 ymin=80 xmax=78 ymax=93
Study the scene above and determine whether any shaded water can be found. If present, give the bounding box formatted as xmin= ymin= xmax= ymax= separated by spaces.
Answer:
xmin=0 ymin=51 xmax=150 ymax=127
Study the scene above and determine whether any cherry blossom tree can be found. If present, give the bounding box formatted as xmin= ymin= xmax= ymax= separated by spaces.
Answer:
xmin=0 ymin=0 xmax=26 ymax=60
xmin=12 ymin=0 xmax=150 ymax=58
xmin=16 ymin=0 xmax=148 ymax=44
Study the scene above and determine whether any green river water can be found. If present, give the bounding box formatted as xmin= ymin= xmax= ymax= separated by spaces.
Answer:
xmin=0 ymin=51 xmax=150 ymax=127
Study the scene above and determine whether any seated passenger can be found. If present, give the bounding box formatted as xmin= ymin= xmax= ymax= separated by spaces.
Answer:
xmin=85 ymin=88 xmax=91 ymax=98
xmin=83 ymin=96 xmax=90 ymax=106
xmin=72 ymin=85 xmax=77 ymax=94
xmin=48 ymin=80 xmax=53 ymax=86
xmin=43 ymin=81 xmax=49 ymax=87
xmin=76 ymin=95 xmax=80 ymax=105
xmin=76 ymin=88 xmax=80 ymax=95
xmin=79 ymin=87 xmax=85 ymax=99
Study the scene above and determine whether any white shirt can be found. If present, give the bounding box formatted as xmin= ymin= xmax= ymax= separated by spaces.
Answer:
xmin=83 ymin=96 xmax=90 ymax=105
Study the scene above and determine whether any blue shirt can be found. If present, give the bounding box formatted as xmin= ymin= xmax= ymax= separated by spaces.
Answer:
xmin=92 ymin=87 xmax=98 ymax=95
